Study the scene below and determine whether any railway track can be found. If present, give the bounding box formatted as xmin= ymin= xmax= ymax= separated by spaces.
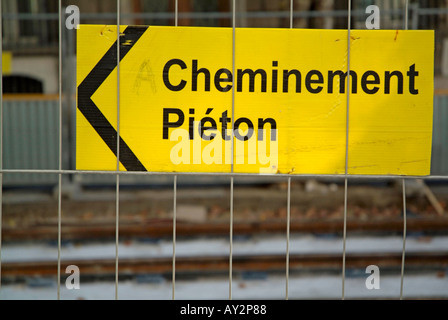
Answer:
xmin=3 ymin=251 xmax=448 ymax=278
xmin=3 ymin=216 xmax=448 ymax=241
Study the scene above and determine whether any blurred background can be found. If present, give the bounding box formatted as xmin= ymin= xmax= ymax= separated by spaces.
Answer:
xmin=1 ymin=0 xmax=448 ymax=300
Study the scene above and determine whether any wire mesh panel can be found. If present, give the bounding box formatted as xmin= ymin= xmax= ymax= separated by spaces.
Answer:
xmin=0 ymin=0 xmax=447 ymax=301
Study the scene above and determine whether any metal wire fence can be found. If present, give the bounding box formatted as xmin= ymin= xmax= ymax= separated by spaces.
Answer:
xmin=0 ymin=0 xmax=447 ymax=300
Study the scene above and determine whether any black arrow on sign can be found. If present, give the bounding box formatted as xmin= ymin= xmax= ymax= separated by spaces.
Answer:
xmin=78 ymin=26 xmax=148 ymax=171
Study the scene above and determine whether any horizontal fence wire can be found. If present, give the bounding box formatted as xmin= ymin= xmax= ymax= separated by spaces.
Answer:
xmin=0 ymin=169 xmax=446 ymax=180
xmin=3 ymin=8 xmax=448 ymax=21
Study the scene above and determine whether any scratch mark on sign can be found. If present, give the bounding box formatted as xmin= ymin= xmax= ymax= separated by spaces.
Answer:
xmin=133 ymin=59 xmax=157 ymax=95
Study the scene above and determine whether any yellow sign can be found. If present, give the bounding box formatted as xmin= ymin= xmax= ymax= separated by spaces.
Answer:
xmin=77 ymin=25 xmax=434 ymax=175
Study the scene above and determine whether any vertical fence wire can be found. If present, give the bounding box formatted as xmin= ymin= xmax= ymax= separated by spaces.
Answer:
xmin=400 ymin=0 xmax=410 ymax=300
xmin=400 ymin=179 xmax=407 ymax=299
xmin=229 ymin=176 xmax=234 ymax=300
xmin=0 ymin=0 xmax=3 ymax=293
xmin=286 ymin=177 xmax=291 ymax=300
xmin=57 ymin=0 xmax=63 ymax=300
xmin=290 ymin=0 xmax=293 ymax=29
xmin=175 ymin=0 xmax=178 ymax=27
xmin=404 ymin=0 xmax=409 ymax=30
xmin=172 ymin=0 xmax=178 ymax=300
xmin=172 ymin=174 xmax=177 ymax=300
xmin=341 ymin=0 xmax=352 ymax=300
xmin=115 ymin=0 xmax=121 ymax=300
xmin=229 ymin=0 xmax=236 ymax=301
xmin=285 ymin=0 xmax=294 ymax=301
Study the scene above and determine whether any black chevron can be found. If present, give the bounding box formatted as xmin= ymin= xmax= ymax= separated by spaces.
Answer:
xmin=77 ymin=26 xmax=148 ymax=171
